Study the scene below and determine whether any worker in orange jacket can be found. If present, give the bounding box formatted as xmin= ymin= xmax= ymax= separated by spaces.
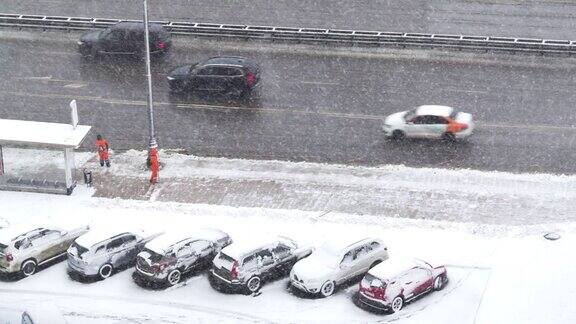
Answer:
xmin=95 ymin=134 xmax=110 ymax=167
xmin=149 ymin=148 xmax=159 ymax=184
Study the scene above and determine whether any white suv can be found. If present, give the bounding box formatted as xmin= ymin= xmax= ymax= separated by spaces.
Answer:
xmin=290 ymin=238 xmax=388 ymax=297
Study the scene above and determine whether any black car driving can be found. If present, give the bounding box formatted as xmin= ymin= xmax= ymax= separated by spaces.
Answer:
xmin=77 ymin=22 xmax=171 ymax=59
xmin=167 ymin=56 xmax=261 ymax=97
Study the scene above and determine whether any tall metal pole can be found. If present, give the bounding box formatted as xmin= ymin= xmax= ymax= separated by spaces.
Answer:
xmin=143 ymin=0 xmax=159 ymax=184
xmin=143 ymin=0 xmax=157 ymax=152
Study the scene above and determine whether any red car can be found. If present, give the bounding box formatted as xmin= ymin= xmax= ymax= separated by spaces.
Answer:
xmin=356 ymin=257 xmax=448 ymax=313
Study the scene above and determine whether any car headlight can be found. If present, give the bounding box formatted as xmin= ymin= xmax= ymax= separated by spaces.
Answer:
xmin=167 ymin=76 xmax=175 ymax=81
xmin=77 ymin=41 xmax=84 ymax=46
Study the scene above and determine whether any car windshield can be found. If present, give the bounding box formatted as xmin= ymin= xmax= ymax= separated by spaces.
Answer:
xmin=314 ymin=244 xmax=341 ymax=267
xmin=404 ymin=109 xmax=417 ymax=121
xmin=144 ymin=248 xmax=164 ymax=262
xmin=218 ymin=252 xmax=236 ymax=263
xmin=449 ymin=109 xmax=459 ymax=119
xmin=70 ymin=242 xmax=89 ymax=258
xmin=362 ymin=273 xmax=386 ymax=288
xmin=13 ymin=238 xmax=30 ymax=250
xmin=216 ymin=252 xmax=237 ymax=269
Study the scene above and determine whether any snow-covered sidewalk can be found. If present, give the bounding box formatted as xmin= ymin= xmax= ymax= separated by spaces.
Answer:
xmin=5 ymin=147 xmax=574 ymax=228
xmin=90 ymin=149 xmax=576 ymax=227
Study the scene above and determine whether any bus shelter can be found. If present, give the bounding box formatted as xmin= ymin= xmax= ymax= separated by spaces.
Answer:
xmin=0 ymin=119 xmax=91 ymax=195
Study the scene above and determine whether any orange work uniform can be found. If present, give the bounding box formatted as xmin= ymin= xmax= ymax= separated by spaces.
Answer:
xmin=96 ymin=139 xmax=109 ymax=161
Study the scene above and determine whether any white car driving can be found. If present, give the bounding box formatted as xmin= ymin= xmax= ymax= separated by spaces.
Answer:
xmin=290 ymin=238 xmax=388 ymax=297
xmin=382 ymin=105 xmax=473 ymax=141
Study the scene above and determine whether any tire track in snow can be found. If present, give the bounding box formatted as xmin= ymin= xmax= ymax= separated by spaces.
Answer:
xmin=0 ymin=288 xmax=269 ymax=323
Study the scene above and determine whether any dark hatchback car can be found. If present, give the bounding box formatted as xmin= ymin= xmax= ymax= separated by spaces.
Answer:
xmin=167 ymin=57 xmax=261 ymax=97
xmin=77 ymin=22 xmax=171 ymax=59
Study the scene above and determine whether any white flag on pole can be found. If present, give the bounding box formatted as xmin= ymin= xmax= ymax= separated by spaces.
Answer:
xmin=70 ymin=100 xmax=78 ymax=129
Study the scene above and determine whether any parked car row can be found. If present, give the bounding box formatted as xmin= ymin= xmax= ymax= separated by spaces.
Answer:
xmin=1 ymin=223 xmax=448 ymax=314
xmin=76 ymin=22 xmax=474 ymax=141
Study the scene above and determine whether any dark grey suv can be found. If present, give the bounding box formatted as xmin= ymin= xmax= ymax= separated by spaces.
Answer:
xmin=77 ymin=22 xmax=171 ymax=59
xmin=209 ymin=237 xmax=312 ymax=294
xmin=167 ymin=56 xmax=261 ymax=97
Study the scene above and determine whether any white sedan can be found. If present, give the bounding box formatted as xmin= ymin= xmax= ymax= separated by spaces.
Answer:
xmin=290 ymin=238 xmax=388 ymax=297
xmin=382 ymin=105 xmax=474 ymax=141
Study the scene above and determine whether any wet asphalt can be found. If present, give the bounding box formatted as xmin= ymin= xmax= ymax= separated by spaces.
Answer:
xmin=1 ymin=30 xmax=576 ymax=174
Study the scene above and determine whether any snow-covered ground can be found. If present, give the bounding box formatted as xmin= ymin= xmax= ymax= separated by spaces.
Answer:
xmin=0 ymin=148 xmax=575 ymax=323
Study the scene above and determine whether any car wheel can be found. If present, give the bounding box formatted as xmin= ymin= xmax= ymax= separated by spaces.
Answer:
xmin=227 ymin=86 xmax=245 ymax=98
xmin=98 ymin=263 xmax=113 ymax=279
xmin=433 ymin=275 xmax=446 ymax=291
xmin=391 ymin=296 xmax=404 ymax=313
xmin=21 ymin=259 xmax=37 ymax=277
xmin=319 ymin=280 xmax=336 ymax=297
xmin=246 ymin=276 xmax=262 ymax=293
xmin=167 ymin=269 xmax=182 ymax=286
xmin=391 ymin=130 xmax=406 ymax=140
xmin=169 ymin=81 xmax=187 ymax=94
xmin=442 ymin=132 xmax=456 ymax=142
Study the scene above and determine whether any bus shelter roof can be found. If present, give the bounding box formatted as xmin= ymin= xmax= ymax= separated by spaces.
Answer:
xmin=0 ymin=119 xmax=92 ymax=149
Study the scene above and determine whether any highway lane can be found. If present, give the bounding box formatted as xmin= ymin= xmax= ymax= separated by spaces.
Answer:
xmin=1 ymin=30 xmax=576 ymax=174
xmin=3 ymin=0 xmax=576 ymax=40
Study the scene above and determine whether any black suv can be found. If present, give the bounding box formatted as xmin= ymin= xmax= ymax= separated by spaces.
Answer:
xmin=167 ymin=57 xmax=261 ymax=97
xmin=78 ymin=22 xmax=171 ymax=59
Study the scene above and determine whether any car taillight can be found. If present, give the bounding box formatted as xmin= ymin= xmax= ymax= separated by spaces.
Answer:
xmin=371 ymin=286 xmax=386 ymax=299
xmin=460 ymin=124 xmax=468 ymax=131
xmin=152 ymin=263 xmax=166 ymax=273
xmin=230 ymin=261 xmax=239 ymax=279
xmin=156 ymin=42 xmax=166 ymax=49
xmin=5 ymin=253 xmax=13 ymax=262
xmin=246 ymin=72 xmax=256 ymax=87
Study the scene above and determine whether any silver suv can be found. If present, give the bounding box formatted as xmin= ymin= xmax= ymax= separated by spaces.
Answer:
xmin=209 ymin=236 xmax=312 ymax=294
xmin=0 ymin=224 xmax=89 ymax=277
xmin=67 ymin=229 xmax=161 ymax=280
xmin=133 ymin=229 xmax=232 ymax=287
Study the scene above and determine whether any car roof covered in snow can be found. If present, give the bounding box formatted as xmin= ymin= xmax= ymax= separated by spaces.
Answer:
xmin=0 ymin=224 xmax=41 ymax=244
xmin=415 ymin=105 xmax=454 ymax=117
xmin=320 ymin=237 xmax=382 ymax=256
xmin=221 ymin=236 xmax=295 ymax=260
xmin=146 ymin=228 xmax=228 ymax=254
xmin=369 ymin=257 xmax=430 ymax=279
xmin=75 ymin=228 xmax=145 ymax=248
xmin=0 ymin=223 xmax=83 ymax=243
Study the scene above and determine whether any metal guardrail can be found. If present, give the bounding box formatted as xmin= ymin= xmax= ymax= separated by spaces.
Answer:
xmin=1 ymin=13 xmax=576 ymax=55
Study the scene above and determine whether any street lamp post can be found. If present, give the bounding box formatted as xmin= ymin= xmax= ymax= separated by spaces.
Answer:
xmin=143 ymin=0 xmax=159 ymax=184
